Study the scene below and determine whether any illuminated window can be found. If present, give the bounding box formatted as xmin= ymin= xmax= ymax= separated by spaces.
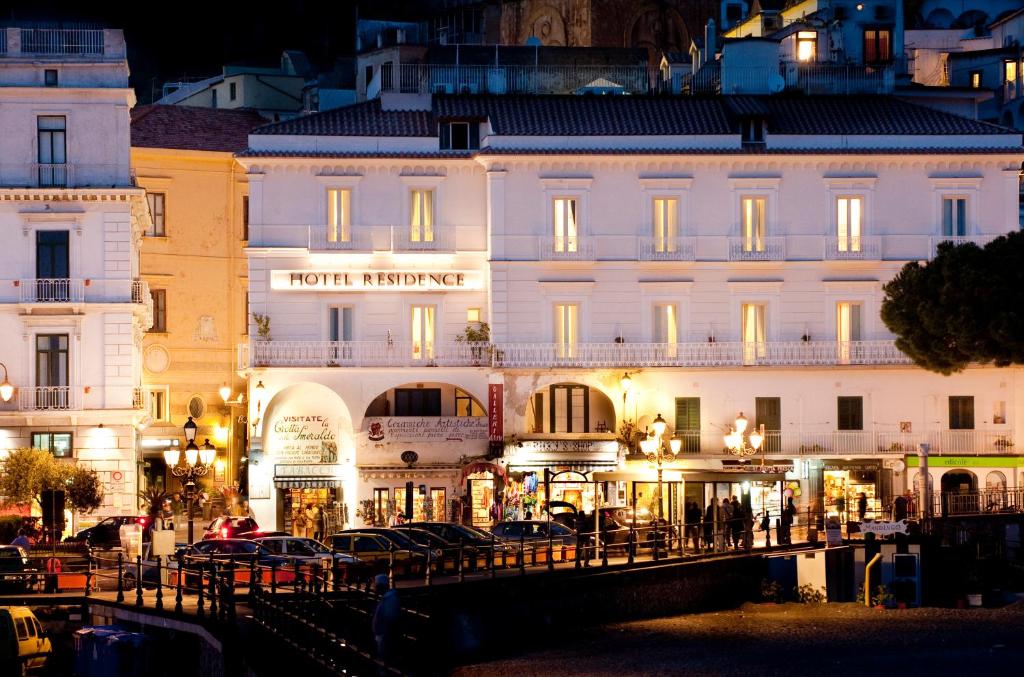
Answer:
xmin=836 ymin=196 xmax=863 ymax=252
xmin=970 ymin=71 xmax=982 ymax=88
xmin=455 ymin=388 xmax=485 ymax=416
xmin=466 ymin=307 xmax=481 ymax=323
xmin=1005 ymin=61 xmax=1018 ymax=84
xmin=652 ymin=197 xmax=678 ymax=252
xmin=653 ymin=303 xmax=678 ymax=358
xmin=553 ymin=198 xmax=578 ymax=252
xmin=864 ymin=29 xmax=891 ymax=64
xmin=836 ymin=302 xmax=863 ymax=363
xmin=553 ymin=303 xmax=578 ymax=359
xmin=410 ymin=189 xmax=434 ymax=242
xmin=741 ymin=303 xmax=766 ymax=364
xmin=740 ymin=196 xmax=766 ymax=252
xmin=796 ymin=31 xmax=817 ymax=62
xmin=411 ymin=305 xmax=436 ymax=360
xmin=326 ymin=188 xmax=351 ymax=243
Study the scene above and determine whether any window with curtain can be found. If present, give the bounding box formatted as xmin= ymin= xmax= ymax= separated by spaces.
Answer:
xmin=836 ymin=301 xmax=862 ymax=363
xmin=410 ymin=189 xmax=434 ymax=242
xmin=411 ymin=305 xmax=436 ymax=360
xmin=653 ymin=303 xmax=678 ymax=358
xmin=553 ymin=198 xmax=578 ymax=252
xmin=741 ymin=196 xmax=766 ymax=252
xmin=329 ymin=306 xmax=353 ymax=360
xmin=836 ymin=196 xmax=862 ymax=252
xmin=652 ymin=197 xmax=678 ymax=252
xmin=741 ymin=303 xmax=766 ymax=363
xmin=941 ymin=197 xmax=967 ymax=236
xmin=326 ymin=188 xmax=351 ymax=243
xmin=554 ymin=303 xmax=578 ymax=359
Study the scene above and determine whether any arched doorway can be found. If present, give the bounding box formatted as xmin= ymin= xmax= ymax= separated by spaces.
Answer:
xmin=941 ymin=469 xmax=978 ymax=515
xmin=941 ymin=470 xmax=976 ymax=493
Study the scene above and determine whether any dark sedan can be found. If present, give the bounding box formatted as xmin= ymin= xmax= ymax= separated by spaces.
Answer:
xmin=490 ymin=520 xmax=578 ymax=546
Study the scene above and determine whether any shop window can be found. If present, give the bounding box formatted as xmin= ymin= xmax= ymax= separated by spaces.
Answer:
xmin=394 ymin=388 xmax=441 ymax=416
xmin=394 ymin=485 xmax=427 ymax=522
xmin=550 ymin=384 xmax=588 ymax=433
xmin=430 ymin=488 xmax=447 ymax=521
xmin=837 ymin=396 xmax=863 ymax=430
xmin=31 ymin=432 xmax=72 ymax=458
xmin=948 ymin=396 xmax=974 ymax=430
xmin=372 ymin=488 xmax=389 ymax=526
xmin=455 ymin=388 xmax=484 ymax=417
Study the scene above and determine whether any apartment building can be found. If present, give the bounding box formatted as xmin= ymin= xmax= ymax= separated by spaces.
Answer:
xmin=0 ymin=26 xmax=152 ymax=525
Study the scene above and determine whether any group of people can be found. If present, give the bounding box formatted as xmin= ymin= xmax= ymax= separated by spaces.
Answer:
xmin=682 ymin=496 xmax=799 ymax=551
xmin=291 ymin=502 xmax=325 ymax=540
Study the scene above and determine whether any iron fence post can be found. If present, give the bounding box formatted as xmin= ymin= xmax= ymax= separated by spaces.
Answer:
xmin=208 ymin=555 xmax=218 ymax=619
xmin=458 ymin=539 xmax=465 ymax=583
xmin=175 ymin=552 xmax=184 ymax=614
xmin=548 ymin=528 xmax=555 ymax=572
xmin=134 ymin=555 xmax=143 ymax=607
xmin=116 ymin=552 xmax=124 ymax=603
xmin=154 ymin=556 xmax=163 ymax=610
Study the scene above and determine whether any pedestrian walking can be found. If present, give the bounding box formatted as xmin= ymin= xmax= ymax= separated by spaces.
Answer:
xmin=857 ymin=492 xmax=868 ymax=522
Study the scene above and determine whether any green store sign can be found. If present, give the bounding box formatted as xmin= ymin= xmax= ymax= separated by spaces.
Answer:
xmin=906 ymin=456 xmax=1024 ymax=468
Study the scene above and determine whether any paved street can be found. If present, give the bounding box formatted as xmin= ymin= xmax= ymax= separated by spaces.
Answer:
xmin=454 ymin=601 xmax=1024 ymax=676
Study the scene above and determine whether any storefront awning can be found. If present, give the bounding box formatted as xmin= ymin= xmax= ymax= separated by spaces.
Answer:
xmin=274 ymin=479 xmax=345 ymax=489
xmin=461 ymin=461 xmax=508 ymax=482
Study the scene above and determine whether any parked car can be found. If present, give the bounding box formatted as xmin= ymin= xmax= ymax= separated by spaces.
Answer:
xmin=201 ymin=516 xmax=261 ymax=541
xmin=546 ymin=503 xmax=633 ymax=554
xmin=177 ymin=538 xmax=287 ymax=588
xmin=326 ymin=533 xmax=425 ymax=574
xmin=66 ymin=516 xmax=148 ymax=549
xmin=490 ymin=520 xmax=578 ymax=547
xmin=0 ymin=547 xmax=36 ymax=593
xmin=0 ymin=606 xmax=51 ymax=675
xmin=253 ymin=536 xmax=363 ymax=568
xmin=334 ymin=528 xmax=442 ymax=560
xmin=403 ymin=522 xmax=516 ymax=567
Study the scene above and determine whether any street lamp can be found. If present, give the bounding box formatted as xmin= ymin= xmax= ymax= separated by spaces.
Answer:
xmin=723 ymin=412 xmax=764 ymax=457
xmin=639 ymin=413 xmax=683 ymax=533
xmin=219 ymin=384 xmax=231 ymax=403
xmin=0 ymin=362 xmax=14 ymax=402
xmin=165 ymin=417 xmax=217 ymax=544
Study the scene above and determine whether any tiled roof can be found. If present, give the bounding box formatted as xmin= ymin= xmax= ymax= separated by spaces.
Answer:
xmin=237 ymin=147 xmax=1024 ymax=159
xmin=131 ymin=105 xmax=268 ymax=152
xmin=251 ymin=99 xmax=434 ymax=136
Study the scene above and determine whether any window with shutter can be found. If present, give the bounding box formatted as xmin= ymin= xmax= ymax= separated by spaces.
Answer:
xmin=837 ymin=396 xmax=863 ymax=431
xmin=674 ymin=397 xmax=700 ymax=452
xmin=948 ymin=396 xmax=974 ymax=430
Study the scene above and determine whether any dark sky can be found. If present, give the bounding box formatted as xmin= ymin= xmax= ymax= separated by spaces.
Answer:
xmin=3 ymin=0 xmax=374 ymax=102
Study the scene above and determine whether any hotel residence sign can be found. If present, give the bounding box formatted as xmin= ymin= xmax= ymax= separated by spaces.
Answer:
xmin=271 ymin=270 xmax=483 ymax=292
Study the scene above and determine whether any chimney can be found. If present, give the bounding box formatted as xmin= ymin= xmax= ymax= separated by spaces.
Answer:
xmin=705 ymin=18 xmax=717 ymax=64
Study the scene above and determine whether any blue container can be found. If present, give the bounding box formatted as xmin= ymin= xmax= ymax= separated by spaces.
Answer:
xmin=73 ymin=625 xmax=151 ymax=677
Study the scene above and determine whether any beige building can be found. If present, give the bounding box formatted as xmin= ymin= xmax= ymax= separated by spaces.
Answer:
xmin=130 ymin=105 xmax=265 ymax=509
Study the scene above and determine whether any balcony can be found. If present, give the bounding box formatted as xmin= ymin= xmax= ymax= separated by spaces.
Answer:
xmin=491 ymin=340 xmax=911 ymax=368
xmin=19 ymin=278 xmax=85 ymax=303
xmin=538 ymin=236 xmax=595 ymax=261
xmin=823 ymin=236 xmax=882 ymax=261
xmin=727 ymin=237 xmax=785 ymax=261
xmin=17 ymin=386 xmax=82 ymax=412
xmin=1 ymin=27 xmax=125 ymax=59
xmin=307 ymin=226 xmax=379 ymax=252
xmin=392 ymin=227 xmax=454 ymax=253
xmin=131 ymin=279 xmax=150 ymax=304
xmin=378 ymin=63 xmax=654 ymax=96
xmin=32 ymin=163 xmax=71 ymax=188
xmin=132 ymin=386 xmax=145 ymax=409
xmin=240 ymin=341 xmax=492 ymax=369
xmin=637 ymin=236 xmax=697 ymax=262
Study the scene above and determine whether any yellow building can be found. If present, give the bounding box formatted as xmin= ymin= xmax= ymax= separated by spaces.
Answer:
xmin=130 ymin=105 xmax=265 ymax=513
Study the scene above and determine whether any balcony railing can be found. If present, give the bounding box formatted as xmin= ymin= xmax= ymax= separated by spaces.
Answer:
xmin=131 ymin=279 xmax=150 ymax=304
xmin=929 ymin=235 xmax=998 ymax=257
xmin=727 ymin=237 xmax=785 ymax=261
xmin=392 ymin=227 xmax=454 ymax=252
xmin=637 ymin=236 xmax=697 ymax=261
xmin=132 ymin=386 xmax=145 ymax=409
xmin=18 ymin=386 xmax=81 ymax=411
xmin=380 ymin=63 xmax=654 ymax=96
xmin=780 ymin=62 xmax=896 ymax=95
xmin=538 ymin=236 xmax=595 ymax=261
xmin=307 ymin=226 xmax=378 ymax=252
xmin=19 ymin=28 xmax=104 ymax=55
xmin=32 ymin=163 xmax=71 ymax=188
xmin=242 ymin=340 xmax=493 ymax=368
xmin=491 ymin=340 xmax=911 ymax=368
xmin=19 ymin=278 xmax=85 ymax=303
xmin=823 ymin=236 xmax=882 ymax=260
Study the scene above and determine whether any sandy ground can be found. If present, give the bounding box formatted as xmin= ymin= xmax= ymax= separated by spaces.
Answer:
xmin=453 ymin=601 xmax=1024 ymax=676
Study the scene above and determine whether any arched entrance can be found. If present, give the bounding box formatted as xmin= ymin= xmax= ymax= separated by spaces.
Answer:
xmin=941 ymin=469 xmax=976 ymax=493
xmin=258 ymin=382 xmax=355 ymax=534
xmin=941 ymin=469 xmax=978 ymax=516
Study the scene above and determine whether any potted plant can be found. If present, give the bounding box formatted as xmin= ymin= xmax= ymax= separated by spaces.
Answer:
xmin=252 ymin=313 xmax=271 ymax=366
xmin=455 ymin=322 xmax=491 ymax=365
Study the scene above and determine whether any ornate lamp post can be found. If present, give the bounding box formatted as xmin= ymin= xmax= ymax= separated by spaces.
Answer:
xmin=639 ymin=413 xmax=683 ymax=527
xmin=164 ymin=417 xmax=217 ymax=544
xmin=723 ymin=412 xmax=764 ymax=457
xmin=0 ymin=362 xmax=14 ymax=402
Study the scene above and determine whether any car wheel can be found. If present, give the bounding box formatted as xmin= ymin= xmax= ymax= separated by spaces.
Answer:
xmin=121 ymin=571 xmax=137 ymax=592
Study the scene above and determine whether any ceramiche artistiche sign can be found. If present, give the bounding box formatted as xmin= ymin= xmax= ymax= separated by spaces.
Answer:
xmin=268 ymin=414 xmax=339 ymax=464
xmin=271 ymin=270 xmax=483 ymax=291
xmin=363 ymin=417 xmax=488 ymax=443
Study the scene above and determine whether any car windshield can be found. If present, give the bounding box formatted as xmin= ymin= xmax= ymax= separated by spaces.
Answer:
xmin=454 ymin=524 xmax=492 ymax=539
xmin=299 ymin=539 xmax=330 ymax=554
xmin=380 ymin=530 xmax=418 ymax=548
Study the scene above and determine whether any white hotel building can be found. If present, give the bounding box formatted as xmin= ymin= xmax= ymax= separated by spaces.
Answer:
xmin=239 ymin=71 xmax=1024 ymax=532
xmin=0 ymin=27 xmax=152 ymax=523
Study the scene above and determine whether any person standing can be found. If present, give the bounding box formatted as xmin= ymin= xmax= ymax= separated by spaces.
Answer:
xmin=780 ymin=497 xmax=796 ymax=545
xmin=10 ymin=529 xmax=31 ymax=551
xmin=717 ymin=498 xmax=732 ymax=551
xmin=730 ymin=497 xmax=744 ymax=549
xmin=686 ymin=502 xmax=702 ymax=551
xmin=292 ymin=506 xmax=307 ymax=538
xmin=703 ymin=499 xmax=715 ymax=551
xmin=372 ymin=573 xmax=401 ymax=670
xmin=305 ymin=503 xmax=318 ymax=539
xmin=857 ymin=492 xmax=868 ymax=522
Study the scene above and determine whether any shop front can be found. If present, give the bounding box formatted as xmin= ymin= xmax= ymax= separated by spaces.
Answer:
xmin=274 ymin=465 xmax=347 ymax=537
xmin=681 ymin=463 xmax=793 ymax=521
xmin=906 ymin=456 xmax=1024 ymax=515
xmin=819 ymin=460 xmax=889 ymax=520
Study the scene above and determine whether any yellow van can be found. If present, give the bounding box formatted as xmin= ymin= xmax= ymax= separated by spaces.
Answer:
xmin=0 ymin=606 xmax=51 ymax=675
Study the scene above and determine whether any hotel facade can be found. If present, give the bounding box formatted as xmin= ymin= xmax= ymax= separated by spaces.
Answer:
xmin=238 ymin=82 xmax=1024 ymax=532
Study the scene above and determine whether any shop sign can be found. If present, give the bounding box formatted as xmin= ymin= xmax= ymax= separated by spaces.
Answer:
xmin=519 ymin=439 xmax=619 ymax=453
xmin=719 ymin=464 xmax=794 ymax=474
xmin=271 ymin=270 xmax=483 ymax=292
xmin=268 ymin=414 xmax=338 ymax=464
xmin=858 ymin=520 xmax=909 ymax=536
xmin=363 ymin=417 xmax=487 ymax=443
xmin=906 ymin=456 xmax=1024 ymax=468
xmin=275 ymin=464 xmax=345 ymax=478
xmin=488 ymin=384 xmax=503 ymax=443
xmin=823 ymin=462 xmax=879 ymax=472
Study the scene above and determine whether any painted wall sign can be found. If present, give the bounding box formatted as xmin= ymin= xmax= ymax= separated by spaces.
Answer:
xmin=363 ymin=417 xmax=487 ymax=443
xmin=906 ymin=455 xmax=1024 ymax=468
xmin=488 ymin=384 xmax=503 ymax=443
xmin=268 ymin=414 xmax=339 ymax=464
xmin=719 ymin=464 xmax=794 ymax=474
xmin=271 ymin=270 xmax=484 ymax=291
